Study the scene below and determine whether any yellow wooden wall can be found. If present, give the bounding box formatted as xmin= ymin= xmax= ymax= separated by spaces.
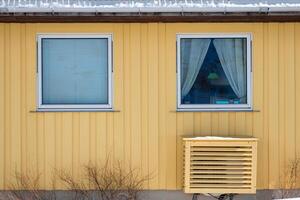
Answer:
xmin=0 ymin=22 xmax=299 ymax=190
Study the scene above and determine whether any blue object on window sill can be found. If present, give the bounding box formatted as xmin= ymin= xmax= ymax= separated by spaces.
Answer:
xmin=233 ymin=100 xmax=240 ymax=104
xmin=216 ymin=100 xmax=229 ymax=104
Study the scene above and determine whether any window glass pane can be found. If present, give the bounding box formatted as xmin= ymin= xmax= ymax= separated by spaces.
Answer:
xmin=180 ymin=38 xmax=247 ymax=105
xmin=42 ymin=38 xmax=108 ymax=105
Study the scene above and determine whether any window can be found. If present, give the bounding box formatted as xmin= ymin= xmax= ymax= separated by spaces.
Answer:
xmin=37 ymin=34 xmax=112 ymax=110
xmin=177 ymin=34 xmax=252 ymax=110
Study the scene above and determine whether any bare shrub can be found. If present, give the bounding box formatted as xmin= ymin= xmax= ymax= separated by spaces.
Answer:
xmin=5 ymin=170 xmax=57 ymax=200
xmin=277 ymin=157 xmax=300 ymax=199
xmin=3 ymin=158 xmax=150 ymax=200
xmin=57 ymin=159 xmax=151 ymax=200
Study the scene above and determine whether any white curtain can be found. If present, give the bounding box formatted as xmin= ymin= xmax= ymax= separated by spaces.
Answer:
xmin=181 ymin=39 xmax=211 ymax=98
xmin=213 ymin=39 xmax=247 ymax=100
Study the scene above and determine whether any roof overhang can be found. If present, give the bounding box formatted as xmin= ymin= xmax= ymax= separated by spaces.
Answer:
xmin=0 ymin=12 xmax=300 ymax=23
xmin=1 ymin=0 xmax=300 ymax=23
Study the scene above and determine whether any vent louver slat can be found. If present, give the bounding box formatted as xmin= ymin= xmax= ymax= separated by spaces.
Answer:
xmin=183 ymin=137 xmax=257 ymax=194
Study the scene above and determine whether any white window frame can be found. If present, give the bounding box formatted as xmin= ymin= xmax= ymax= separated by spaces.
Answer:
xmin=37 ymin=34 xmax=113 ymax=111
xmin=176 ymin=33 xmax=252 ymax=111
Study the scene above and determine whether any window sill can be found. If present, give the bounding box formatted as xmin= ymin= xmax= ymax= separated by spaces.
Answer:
xmin=174 ymin=109 xmax=259 ymax=112
xmin=31 ymin=109 xmax=120 ymax=113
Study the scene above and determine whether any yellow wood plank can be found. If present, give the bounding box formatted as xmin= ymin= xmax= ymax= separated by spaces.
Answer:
xmin=187 ymin=188 xmax=255 ymax=194
xmin=262 ymin=23 xmax=270 ymax=188
xmin=123 ymin=24 xmax=132 ymax=170
xmin=130 ymin=23 xmax=142 ymax=170
xmin=158 ymin=23 xmax=167 ymax=189
xmin=228 ymin=113 xmax=236 ymax=137
xmin=191 ymin=147 xmax=251 ymax=152
xmin=89 ymin=113 xmax=96 ymax=165
xmin=61 ymin=113 xmax=73 ymax=178
xmin=267 ymin=23 xmax=280 ymax=189
xmin=0 ymin=23 xmax=5 ymax=189
xmin=190 ymin=166 xmax=252 ymax=170
xmin=176 ymin=113 xmax=184 ymax=188
xmin=191 ymin=170 xmax=252 ymax=174
xmin=178 ymin=113 xmax=194 ymax=188
xmin=191 ymin=161 xmax=252 ymax=165
xmin=148 ymin=23 xmax=159 ymax=189
xmin=44 ymin=113 xmax=56 ymax=189
xmin=200 ymin=113 xmax=212 ymax=136
xmin=191 ymin=175 xmax=251 ymax=179
xmin=235 ymin=113 xmax=246 ymax=137
xmin=95 ymin=113 xmax=107 ymax=166
xmin=165 ymin=24 xmax=177 ymax=189
xmin=218 ymin=113 xmax=229 ymax=136
xmin=106 ymin=113 xmax=114 ymax=162
xmin=79 ymin=113 xmax=90 ymax=183
xmin=20 ymin=24 xmax=27 ymax=175
xmin=37 ymin=113 xmax=45 ymax=188
xmin=54 ymin=113 xmax=62 ymax=189
xmin=278 ymin=24 xmax=286 ymax=187
xmin=25 ymin=24 xmax=38 ymax=178
xmin=4 ymin=24 xmax=12 ymax=188
xmin=184 ymin=141 xmax=191 ymax=193
xmin=194 ymin=113 xmax=202 ymax=136
xmin=72 ymin=113 xmax=80 ymax=181
xmin=190 ymin=179 xmax=252 ymax=184
xmin=191 ymin=157 xmax=252 ymax=161
xmin=211 ymin=113 xmax=219 ymax=135
xmin=284 ymin=23 xmax=296 ymax=164
xmin=191 ymin=152 xmax=252 ymax=156
xmin=190 ymin=184 xmax=251 ymax=188
xmin=10 ymin=24 xmax=22 ymax=178
xmin=112 ymin=24 xmax=124 ymax=163
xmin=252 ymin=23 xmax=265 ymax=189
xmin=252 ymin=142 xmax=258 ymax=191
xmin=295 ymin=23 xmax=300 ymax=188
xmin=140 ymin=23 xmax=149 ymax=189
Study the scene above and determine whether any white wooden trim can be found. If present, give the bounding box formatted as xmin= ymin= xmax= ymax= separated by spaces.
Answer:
xmin=37 ymin=34 xmax=113 ymax=110
xmin=176 ymin=33 xmax=253 ymax=111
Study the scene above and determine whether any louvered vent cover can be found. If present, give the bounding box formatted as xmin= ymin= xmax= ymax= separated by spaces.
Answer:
xmin=183 ymin=137 xmax=257 ymax=194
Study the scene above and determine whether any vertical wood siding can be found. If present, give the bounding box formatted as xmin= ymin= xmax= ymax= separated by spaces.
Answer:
xmin=0 ymin=22 xmax=299 ymax=190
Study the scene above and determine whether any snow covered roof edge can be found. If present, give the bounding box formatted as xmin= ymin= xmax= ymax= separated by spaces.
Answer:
xmin=1 ymin=0 xmax=300 ymax=13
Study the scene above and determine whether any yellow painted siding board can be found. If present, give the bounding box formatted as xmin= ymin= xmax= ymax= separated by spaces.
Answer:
xmin=0 ymin=22 xmax=299 ymax=191
xmin=252 ymin=23 xmax=266 ymax=189
xmin=37 ymin=113 xmax=45 ymax=187
xmin=79 ymin=113 xmax=90 ymax=175
xmin=123 ymin=24 xmax=132 ymax=170
xmin=262 ymin=24 xmax=270 ymax=189
xmin=95 ymin=113 xmax=107 ymax=166
xmin=165 ymin=24 xmax=177 ymax=189
xmin=148 ymin=23 xmax=159 ymax=189
xmin=10 ymin=24 xmax=22 ymax=179
xmin=61 ymin=113 xmax=73 ymax=174
xmin=278 ymin=23 xmax=286 ymax=187
xmin=140 ymin=23 xmax=149 ymax=189
xmin=20 ymin=24 xmax=26 ymax=176
xmin=0 ymin=23 xmax=4 ymax=189
xmin=218 ymin=113 xmax=229 ymax=136
xmin=4 ymin=24 xmax=11 ymax=188
xmin=44 ymin=113 xmax=56 ymax=188
xmin=268 ymin=23 xmax=280 ymax=188
xmin=113 ymin=24 xmax=125 ymax=163
xmin=284 ymin=24 xmax=296 ymax=164
xmin=130 ymin=24 xmax=142 ymax=170
xmin=72 ymin=113 xmax=80 ymax=180
xmin=295 ymin=23 xmax=300 ymax=188
xmin=158 ymin=23 xmax=167 ymax=189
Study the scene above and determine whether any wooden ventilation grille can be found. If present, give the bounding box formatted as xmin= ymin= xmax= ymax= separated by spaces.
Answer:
xmin=183 ymin=137 xmax=257 ymax=194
